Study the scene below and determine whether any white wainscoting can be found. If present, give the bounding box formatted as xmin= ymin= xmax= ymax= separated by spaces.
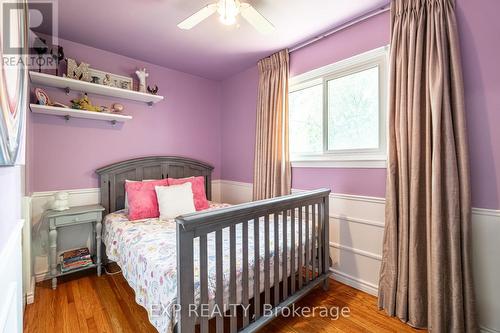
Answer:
xmin=216 ymin=180 xmax=500 ymax=333
xmin=211 ymin=180 xmax=222 ymax=203
xmin=216 ymin=180 xmax=385 ymax=295
xmin=216 ymin=179 xmax=253 ymax=204
xmin=28 ymin=180 xmax=500 ymax=332
xmin=471 ymin=208 xmax=500 ymax=333
xmin=0 ymin=220 xmax=24 ymax=333
xmin=22 ymin=197 xmax=35 ymax=305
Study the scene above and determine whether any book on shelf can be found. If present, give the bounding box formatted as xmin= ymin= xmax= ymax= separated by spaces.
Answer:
xmin=61 ymin=247 xmax=90 ymax=261
xmin=63 ymin=254 xmax=91 ymax=264
xmin=61 ymin=262 xmax=93 ymax=273
xmin=60 ymin=247 xmax=94 ymax=273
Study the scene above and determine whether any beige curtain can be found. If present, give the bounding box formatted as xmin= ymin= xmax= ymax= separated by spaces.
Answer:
xmin=253 ymin=49 xmax=291 ymax=200
xmin=378 ymin=0 xmax=477 ymax=331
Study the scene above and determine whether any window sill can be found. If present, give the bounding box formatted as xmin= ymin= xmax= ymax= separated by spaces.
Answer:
xmin=291 ymin=159 xmax=386 ymax=168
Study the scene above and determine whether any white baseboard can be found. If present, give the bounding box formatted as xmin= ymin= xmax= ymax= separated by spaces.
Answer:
xmin=35 ymin=272 xmax=50 ymax=283
xmin=330 ymin=268 xmax=379 ymax=296
xmin=26 ymin=277 xmax=35 ymax=305
xmin=481 ymin=326 xmax=500 ymax=333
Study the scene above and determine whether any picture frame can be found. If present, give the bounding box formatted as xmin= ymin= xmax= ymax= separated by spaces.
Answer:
xmin=88 ymin=68 xmax=133 ymax=91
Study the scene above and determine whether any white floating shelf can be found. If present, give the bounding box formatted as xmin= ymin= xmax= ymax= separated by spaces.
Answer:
xmin=30 ymin=104 xmax=132 ymax=124
xmin=30 ymin=71 xmax=164 ymax=105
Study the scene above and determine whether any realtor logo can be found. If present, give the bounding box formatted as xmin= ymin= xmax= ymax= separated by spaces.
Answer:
xmin=2 ymin=0 xmax=58 ymax=69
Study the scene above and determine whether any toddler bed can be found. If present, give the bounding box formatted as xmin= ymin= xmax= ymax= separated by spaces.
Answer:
xmin=97 ymin=156 xmax=330 ymax=333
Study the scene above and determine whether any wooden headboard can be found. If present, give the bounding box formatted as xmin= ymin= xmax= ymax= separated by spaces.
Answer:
xmin=96 ymin=156 xmax=214 ymax=214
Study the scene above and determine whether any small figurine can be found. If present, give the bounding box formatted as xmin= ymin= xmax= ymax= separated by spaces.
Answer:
xmin=121 ymin=81 xmax=130 ymax=90
xmin=135 ymin=68 xmax=149 ymax=93
xmin=50 ymin=45 xmax=65 ymax=76
xmin=52 ymin=192 xmax=69 ymax=211
xmin=112 ymin=103 xmax=124 ymax=113
xmin=33 ymin=37 xmax=48 ymax=73
xmin=147 ymin=85 xmax=159 ymax=95
xmin=103 ymin=74 xmax=112 ymax=86
xmin=70 ymin=93 xmax=102 ymax=112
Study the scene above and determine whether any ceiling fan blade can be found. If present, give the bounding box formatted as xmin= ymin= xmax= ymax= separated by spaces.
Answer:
xmin=240 ymin=3 xmax=275 ymax=34
xmin=178 ymin=4 xmax=218 ymax=30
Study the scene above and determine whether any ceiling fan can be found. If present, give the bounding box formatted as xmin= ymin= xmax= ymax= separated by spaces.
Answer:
xmin=178 ymin=0 xmax=275 ymax=34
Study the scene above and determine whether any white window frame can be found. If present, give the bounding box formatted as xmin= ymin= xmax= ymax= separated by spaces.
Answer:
xmin=289 ymin=46 xmax=389 ymax=168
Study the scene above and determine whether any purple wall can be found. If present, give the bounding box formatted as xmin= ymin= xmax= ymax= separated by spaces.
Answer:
xmin=220 ymin=12 xmax=390 ymax=199
xmin=220 ymin=0 xmax=500 ymax=209
xmin=288 ymin=11 xmax=390 ymax=77
xmin=28 ymin=0 xmax=500 ymax=209
xmin=220 ymin=66 xmax=259 ymax=184
xmin=27 ymin=38 xmax=222 ymax=193
xmin=456 ymin=0 xmax=500 ymax=210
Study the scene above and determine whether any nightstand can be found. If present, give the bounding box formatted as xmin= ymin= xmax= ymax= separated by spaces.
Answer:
xmin=45 ymin=204 xmax=105 ymax=289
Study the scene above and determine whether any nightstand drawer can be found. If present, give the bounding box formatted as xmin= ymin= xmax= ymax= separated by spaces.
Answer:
xmin=54 ymin=212 xmax=100 ymax=226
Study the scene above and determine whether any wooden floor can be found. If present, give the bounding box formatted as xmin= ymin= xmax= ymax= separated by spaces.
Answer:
xmin=24 ymin=269 xmax=425 ymax=333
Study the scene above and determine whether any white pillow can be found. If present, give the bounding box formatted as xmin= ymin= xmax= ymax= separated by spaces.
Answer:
xmin=155 ymin=182 xmax=196 ymax=220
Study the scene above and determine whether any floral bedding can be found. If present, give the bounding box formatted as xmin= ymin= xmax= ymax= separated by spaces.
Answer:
xmin=103 ymin=202 xmax=309 ymax=333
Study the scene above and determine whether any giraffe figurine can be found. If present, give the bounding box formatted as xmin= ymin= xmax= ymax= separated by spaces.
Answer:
xmin=135 ymin=68 xmax=149 ymax=93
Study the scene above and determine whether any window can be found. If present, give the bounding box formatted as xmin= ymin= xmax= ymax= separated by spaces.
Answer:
xmin=289 ymin=83 xmax=323 ymax=154
xmin=289 ymin=46 xmax=388 ymax=167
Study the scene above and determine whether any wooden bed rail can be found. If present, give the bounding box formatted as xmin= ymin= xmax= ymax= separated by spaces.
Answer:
xmin=175 ymin=189 xmax=331 ymax=333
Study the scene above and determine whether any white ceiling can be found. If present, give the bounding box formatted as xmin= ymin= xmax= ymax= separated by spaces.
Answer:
xmin=55 ymin=0 xmax=389 ymax=80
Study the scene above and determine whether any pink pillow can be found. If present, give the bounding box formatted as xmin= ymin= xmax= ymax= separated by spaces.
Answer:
xmin=125 ymin=179 xmax=169 ymax=220
xmin=167 ymin=176 xmax=209 ymax=211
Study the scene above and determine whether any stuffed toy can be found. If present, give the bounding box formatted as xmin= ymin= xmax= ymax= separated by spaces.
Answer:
xmin=70 ymin=93 xmax=102 ymax=112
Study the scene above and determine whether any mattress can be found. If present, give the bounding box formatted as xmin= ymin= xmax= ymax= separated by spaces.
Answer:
xmin=103 ymin=202 xmax=310 ymax=333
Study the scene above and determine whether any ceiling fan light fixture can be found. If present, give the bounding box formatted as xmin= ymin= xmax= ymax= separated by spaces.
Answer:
xmin=177 ymin=0 xmax=274 ymax=34
xmin=217 ymin=0 xmax=240 ymax=26
xmin=219 ymin=14 xmax=237 ymax=25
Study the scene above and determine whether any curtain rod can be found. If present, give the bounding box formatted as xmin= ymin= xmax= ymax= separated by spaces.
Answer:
xmin=289 ymin=5 xmax=391 ymax=53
